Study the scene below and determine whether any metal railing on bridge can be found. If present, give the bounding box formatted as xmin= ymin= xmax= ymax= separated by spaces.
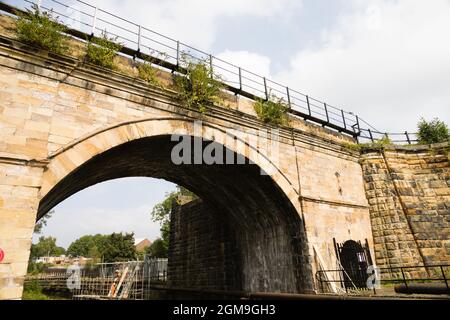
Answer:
xmin=358 ymin=128 xmax=419 ymax=145
xmin=316 ymin=264 xmax=450 ymax=295
xmin=0 ymin=0 xmax=419 ymax=144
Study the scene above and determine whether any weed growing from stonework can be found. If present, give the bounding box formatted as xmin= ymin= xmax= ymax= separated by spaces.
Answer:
xmin=343 ymin=135 xmax=393 ymax=152
xmin=86 ymin=31 xmax=123 ymax=70
xmin=253 ymin=93 xmax=290 ymax=126
xmin=136 ymin=59 xmax=163 ymax=89
xmin=15 ymin=4 xmax=69 ymax=54
xmin=173 ymin=54 xmax=224 ymax=114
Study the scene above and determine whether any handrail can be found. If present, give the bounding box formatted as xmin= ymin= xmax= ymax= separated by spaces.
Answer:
xmin=0 ymin=0 xmax=420 ymax=144
xmin=316 ymin=264 xmax=450 ymax=294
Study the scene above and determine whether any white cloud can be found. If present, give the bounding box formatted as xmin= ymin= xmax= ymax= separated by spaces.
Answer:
xmin=216 ymin=50 xmax=272 ymax=77
xmin=275 ymin=0 xmax=450 ymax=132
xmin=88 ymin=0 xmax=302 ymax=49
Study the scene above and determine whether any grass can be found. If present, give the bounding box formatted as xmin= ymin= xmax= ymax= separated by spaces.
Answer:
xmin=22 ymin=280 xmax=69 ymax=300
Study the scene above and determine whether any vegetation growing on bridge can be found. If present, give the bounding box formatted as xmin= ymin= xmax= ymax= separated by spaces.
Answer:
xmin=137 ymin=59 xmax=164 ymax=89
xmin=15 ymin=5 xmax=69 ymax=54
xmin=343 ymin=117 xmax=449 ymax=152
xmin=253 ymin=94 xmax=290 ymax=125
xmin=341 ymin=135 xmax=392 ymax=152
xmin=173 ymin=55 xmax=225 ymax=113
xmin=417 ymin=117 xmax=449 ymax=144
xmin=86 ymin=31 xmax=123 ymax=70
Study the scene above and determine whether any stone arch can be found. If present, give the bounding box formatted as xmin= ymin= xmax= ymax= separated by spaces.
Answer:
xmin=39 ymin=117 xmax=299 ymax=213
xmin=37 ymin=117 xmax=313 ymax=293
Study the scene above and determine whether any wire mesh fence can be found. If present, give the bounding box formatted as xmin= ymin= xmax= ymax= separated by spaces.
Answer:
xmin=26 ymin=258 xmax=168 ymax=300
xmin=72 ymin=258 xmax=168 ymax=300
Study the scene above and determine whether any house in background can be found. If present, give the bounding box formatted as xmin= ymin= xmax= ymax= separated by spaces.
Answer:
xmin=134 ymin=238 xmax=151 ymax=252
xmin=35 ymin=255 xmax=69 ymax=265
xmin=35 ymin=255 xmax=92 ymax=266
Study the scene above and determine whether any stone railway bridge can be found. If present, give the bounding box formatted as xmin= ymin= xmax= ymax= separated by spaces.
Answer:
xmin=0 ymin=14 xmax=448 ymax=299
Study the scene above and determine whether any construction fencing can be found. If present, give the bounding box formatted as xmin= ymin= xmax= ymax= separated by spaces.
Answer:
xmin=72 ymin=258 xmax=168 ymax=300
xmin=26 ymin=257 xmax=168 ymax=300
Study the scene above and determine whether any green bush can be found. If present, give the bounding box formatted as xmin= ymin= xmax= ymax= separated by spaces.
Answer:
xmin=253 ymin=94 xmax=289 ymax=125
xmin=15 ymin=4 xmax=69 ymax=54
xmin=173 ymin=55 xmax=224 ymax=113
xmin=417 ymin=117 xmax=449 ymax=144
xmin=137 ymin=60 xmax=163 ymax=88
xmin=86 ymin=31 xmax=123 ymax=69
xmin=27 ymin=261 xmax=52 ymax=275
xmin=22 ymin=280 xmax=49 ymax=300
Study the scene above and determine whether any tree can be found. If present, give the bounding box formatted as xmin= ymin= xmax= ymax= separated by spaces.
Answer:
xmin=33 ymin=210 xmax=54 ymax=234
xmin=67 ymin=234 xmax=107 ymax=258
xmin=146 ymin=238 xmax=168 ymax=258
xmin=150 ymin=186 xmax=196 ymax=250
xmin=417 ymin=117 xmax=449 ymax=144
xmin=30 ymin=236 xmax=65 ymax=260
xmin=102 ymin=233 xmax=137 ymax=263
xmin=67 ymin=233 xmax=137 ymax=262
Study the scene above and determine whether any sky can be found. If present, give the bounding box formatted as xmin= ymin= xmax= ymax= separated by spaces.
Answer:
xmin=18 ymin=0 xmax=449 ymax=248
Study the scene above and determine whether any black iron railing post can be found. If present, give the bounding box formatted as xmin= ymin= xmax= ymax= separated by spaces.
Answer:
xmin=238 ymin=67 xmax=242 ymax=92
xmin=405 ymin=131 xmax=411 ymax=145
xmin=341 ymin=110 xmax=347 ymax=130
xmin=137 ymin=25 xmax=141 ymax=52
xmin=263 ymin=77 xmax=269 ymax=101
xmin=286 ymin=87 xmax=292 ymax=110
xmin=368 ymin=129 xmax=374 ymax=142
xmin=209 ymin=54 xmax=213 ymax=78
xmin=356 ymin=116 xmax=361 ymax=135
xmin=176 ymin=41 xmax=180 ymax=67
xmin=324 ymin=103 xmax=330 ymax=123
xmin=91 ymin=6 xmax=98 ymax=36
xmin=306 ymin=95 xmax=311 ymax=116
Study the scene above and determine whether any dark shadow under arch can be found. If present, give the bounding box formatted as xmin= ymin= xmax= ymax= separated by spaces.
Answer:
xmin=38 ymin=135 xmax=314 ymax=293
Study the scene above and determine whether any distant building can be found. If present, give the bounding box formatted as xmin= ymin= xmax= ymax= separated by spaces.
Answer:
xmin=36 ymin=255 xmax=70 ymax=265
xmin=71 ymin=256 xmax=93 ymax=266
xmin=134 ymin=238 xmax=151 ymax=252
xmin=35 ymin=255 xmax=92 ymax=266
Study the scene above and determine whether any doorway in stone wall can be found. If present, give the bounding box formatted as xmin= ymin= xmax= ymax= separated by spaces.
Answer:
xmin=334 ymin=239 xmax=373 ymax=289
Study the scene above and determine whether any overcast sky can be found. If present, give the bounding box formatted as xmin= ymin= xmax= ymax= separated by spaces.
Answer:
xmin=21 ymin=0 xmax=449 ymax=248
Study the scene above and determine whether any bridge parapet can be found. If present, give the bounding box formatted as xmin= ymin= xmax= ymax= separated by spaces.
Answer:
xmin=0 ymin=0 xmax=364 ymax=138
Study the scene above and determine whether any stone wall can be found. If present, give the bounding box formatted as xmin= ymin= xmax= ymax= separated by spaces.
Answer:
xmin=294 ymin=142 xmax=375 ymax=278
xmin=0 ymin=162 xmax=44 ymax=299
xmin=361 ymin=144 xmax=450 ymax=269
xmin=167 ymin=195 xmax=311 ymax=293
xmin=168 ymin=199 xmax=241 ymax=290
